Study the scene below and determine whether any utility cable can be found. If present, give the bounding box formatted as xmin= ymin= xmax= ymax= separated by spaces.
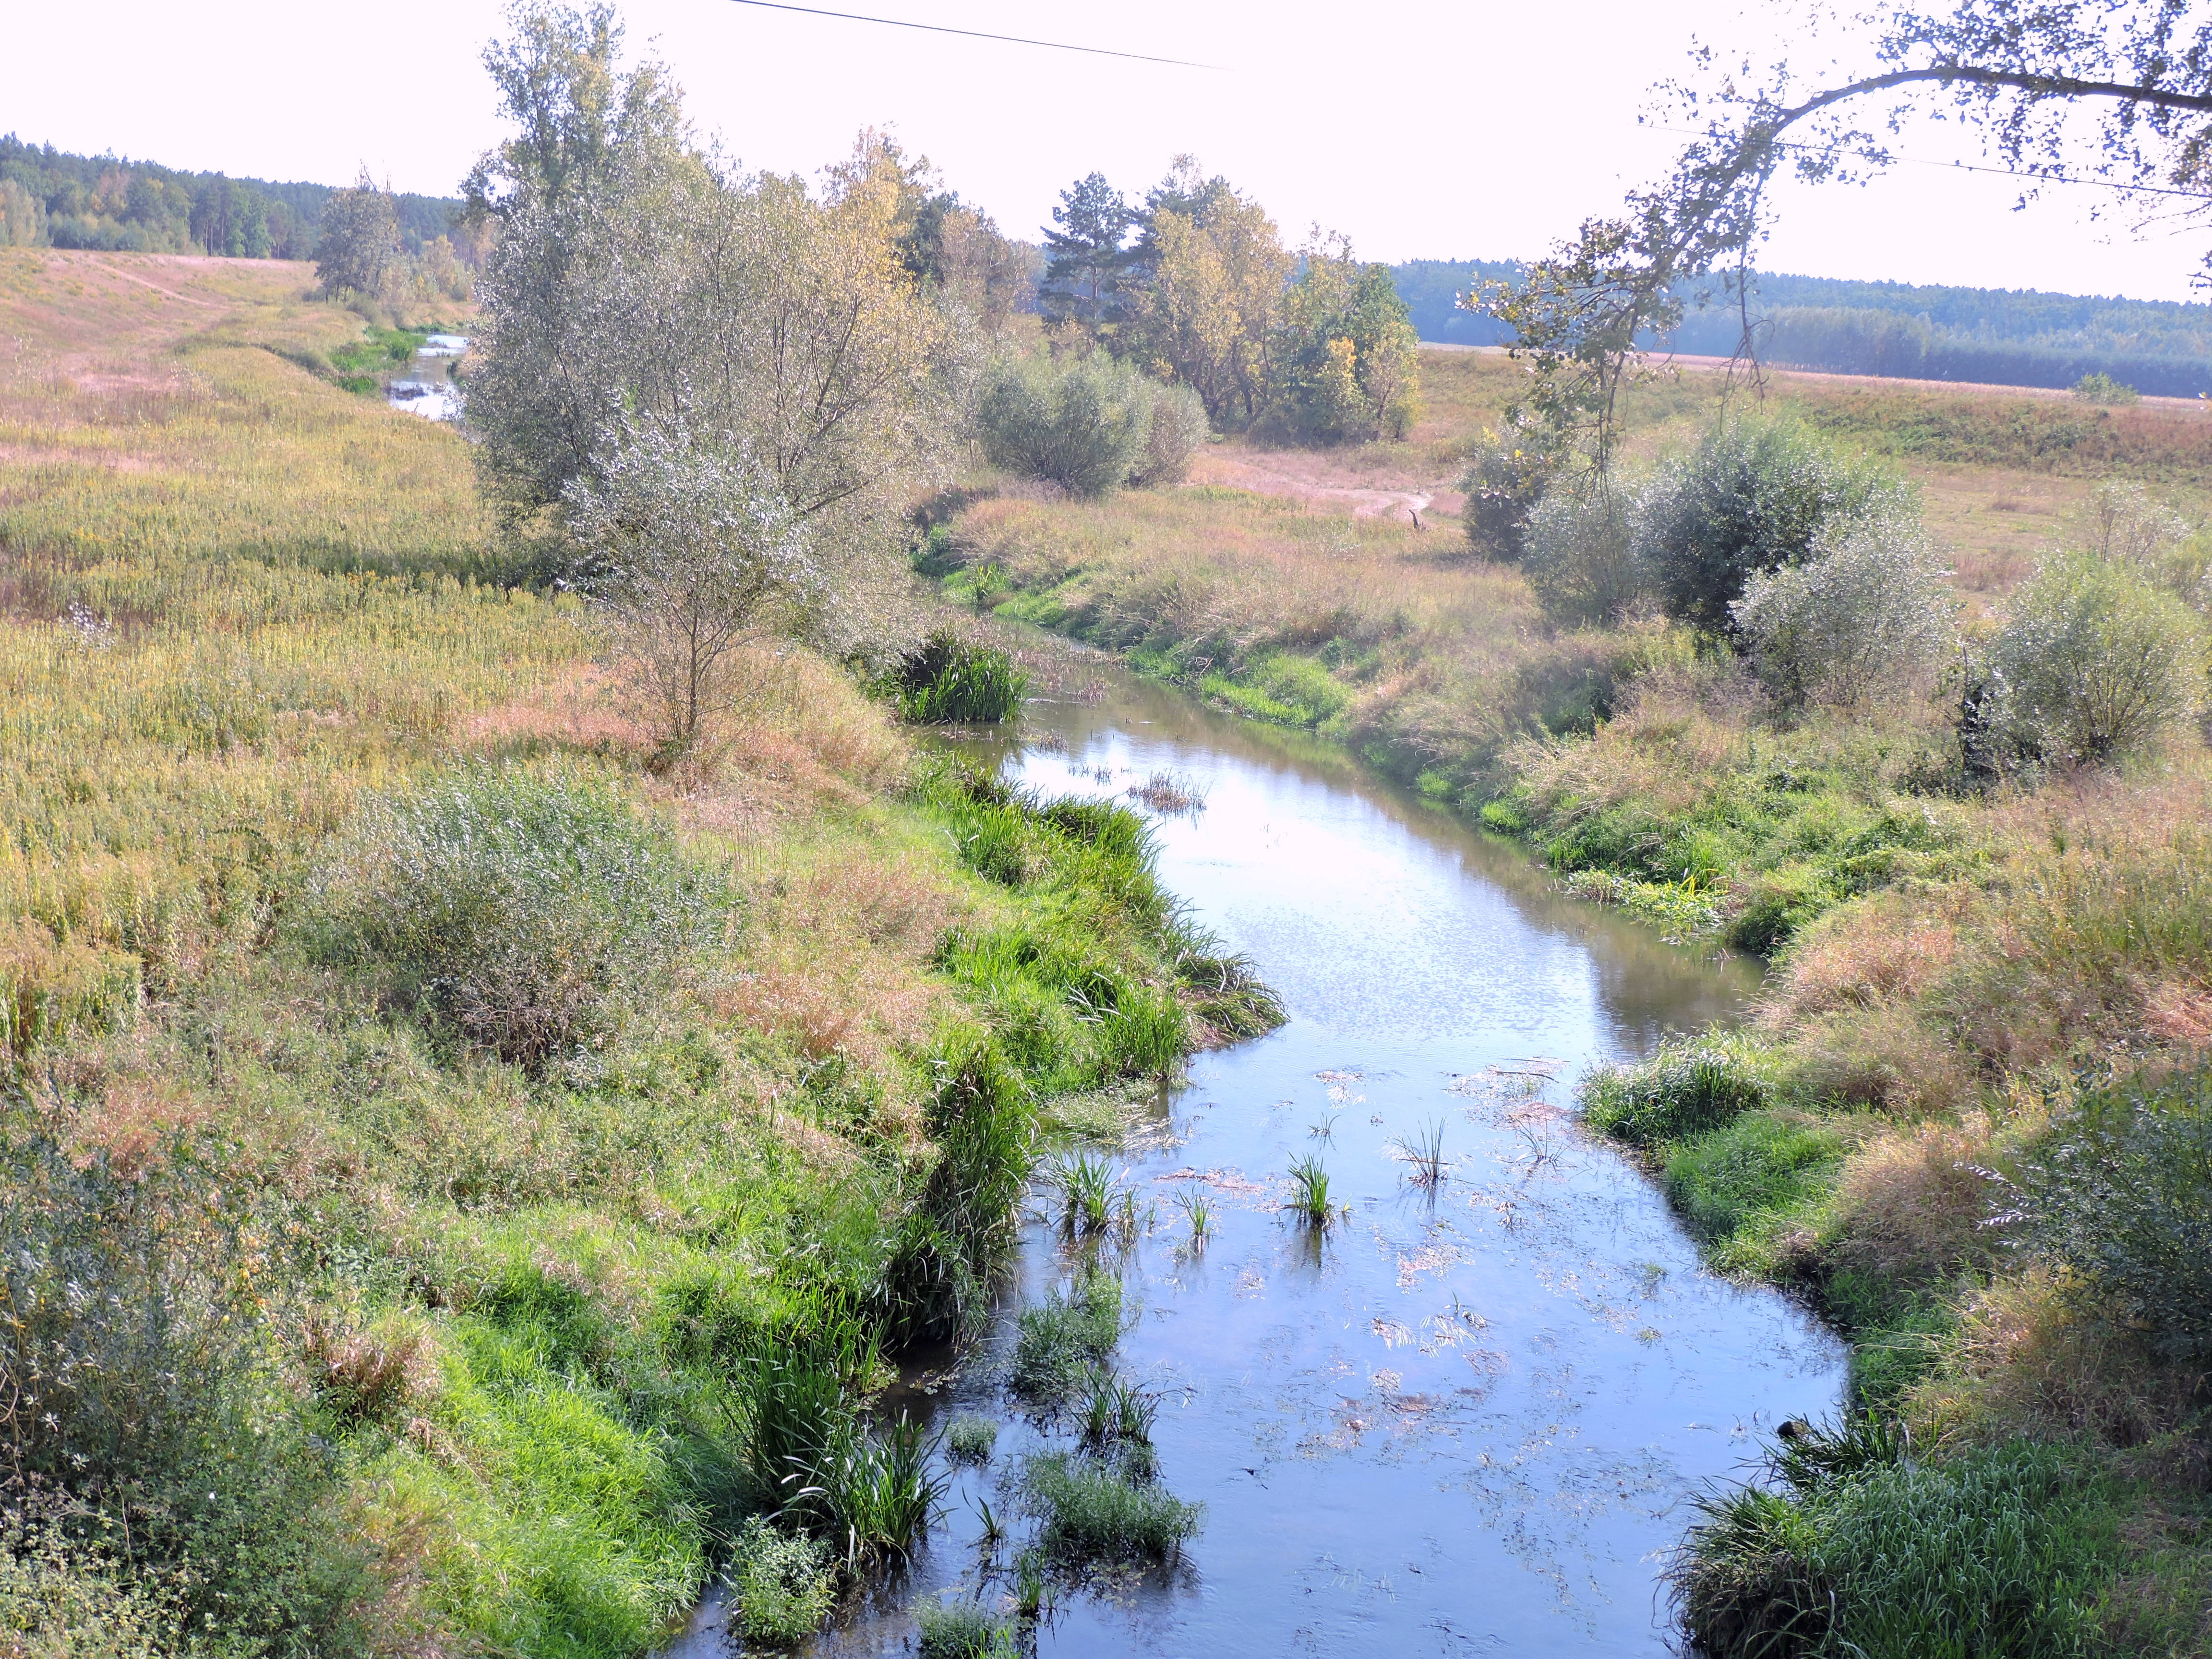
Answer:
xmin=721 ymin=0 xmax=1223 ymax=69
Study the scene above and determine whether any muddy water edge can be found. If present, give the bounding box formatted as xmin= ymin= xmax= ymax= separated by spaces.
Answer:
xmin=665 ymin=663 xmax=1845 ymax=1658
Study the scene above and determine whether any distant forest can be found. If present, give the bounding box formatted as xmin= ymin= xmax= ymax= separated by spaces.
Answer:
xmin=0 ymin=135 xmax=463 ymax=261
xmin=1394 ymin=258 xmax=2212 ymax=397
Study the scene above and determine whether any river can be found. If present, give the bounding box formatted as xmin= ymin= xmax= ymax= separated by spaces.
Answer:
xmin=669 ymin=664 xmax=1844 ymax=1657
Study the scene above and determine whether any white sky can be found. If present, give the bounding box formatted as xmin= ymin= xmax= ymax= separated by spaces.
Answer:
xmin=12 ymin=0 xmax=2211 ymax=302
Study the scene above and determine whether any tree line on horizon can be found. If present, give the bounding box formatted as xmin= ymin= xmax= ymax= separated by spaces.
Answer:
xmin=1395 ymin=256 xmax=2212 ymax=396
xmin=0 ymin=132 xmax=476 ymax=264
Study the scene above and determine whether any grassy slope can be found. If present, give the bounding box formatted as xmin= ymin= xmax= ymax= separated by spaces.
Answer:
xmin=0 ymin=252 xmax=1250 ymax=1656
xmin=938 ymin=344 xmax=2212 ymax=1653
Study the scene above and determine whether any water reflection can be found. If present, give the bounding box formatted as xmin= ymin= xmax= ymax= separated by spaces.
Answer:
xmin=387 ymin=334 xmax=468 ymax=421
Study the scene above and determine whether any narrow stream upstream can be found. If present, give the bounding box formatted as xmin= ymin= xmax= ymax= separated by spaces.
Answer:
xmin=673 ymin=665 xmax=1845 ymax=1658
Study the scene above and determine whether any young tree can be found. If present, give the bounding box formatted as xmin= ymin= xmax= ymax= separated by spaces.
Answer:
xmin=1265 ymin=233 xmax=1421 ymax=443
xmin=564 ymin=421 xmax=821 ymax=757
xmin=975 ymin=353 xmax=1153 ymax=496
xmin=313 ymin=168 xmax=399 ymax=295
xmin=1040 ymin=172 xmax=1134 ymax=336
xmin=1521 ymin=484 xmax=1646 ymax=625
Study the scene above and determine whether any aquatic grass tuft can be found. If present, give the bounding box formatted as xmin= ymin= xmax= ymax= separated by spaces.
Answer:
xmin=724 ymin=1516 xmax=836 ymax=1649
xmin=1393 ymin=1118 xmax=1448 ymax=1185
xmin=1078 ymin=1369 xmax=1159 ymax=1452
xmin=1126 ymin=769 xmax=1207 ymax=814
xmin=1043 ymin=1151 xmax=1123 ymax=1236
xmin=944 ymin=1414 xmax=998 ymax=1466
xmin=917 ymin=1597 xmax=1020 ymax=1659
xmin=1025 ymin=1452 xmax=1203 ymax=1563
xmin=1173 ymin=1189 xmax=1213 ymax=1245
xmin=1285 ymin=1155 xmax=1337 ymax=1229
xmin=1009 ymin=1276 xmax=1125 ymax=1407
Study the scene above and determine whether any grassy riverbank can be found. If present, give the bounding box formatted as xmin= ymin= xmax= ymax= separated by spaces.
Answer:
xmin=937 ymin=344 xmax=2212 ymax=1655
xmin=0 ymin=252 xmax=1270 ymax=1656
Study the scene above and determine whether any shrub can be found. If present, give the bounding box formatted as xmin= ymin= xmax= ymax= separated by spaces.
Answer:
xmin=1731 ymin=506 xmax=1956 ymax=706
xmin=1457 ymin=423 xmax=1561 ymax=562
xmin=1521 ymin=484 xmax=1644 ymax=625
xmin=302 ymin=768 xmax=718 ymax=1070
xmin=1009 ymin=1276 xmax=1124 ymax=1407
xmin=977 ymin=353 xmax=1153 ymax=496
xmin=1130 ymin=380 xmax=1209 ymax=487
xmin=1988 ymin=552 xmax=2204 ymax=766
xmin=2024 ymin=1064 xmax=2212 ymax=1361
xmin=1675 ymin=1438 xmax=2114 ymax=1659
xmin=1639 ymin=417 xmax=1900 ymax=633
xmin=2071 ymin=371 xmax=2140 ymax=405
xmin=1580 ymin=1038 xmax=1771 ymax=1146
xmin=883 ymin=630 xmax=1031 ymax=723
xmin=917 ymin=1598 xmax=1019 ymax=1659
xmin=725 ymin=1516 xmax=835 ymax=1647
xmin=1024 ymin=1452 xmax=1202 ymax=1563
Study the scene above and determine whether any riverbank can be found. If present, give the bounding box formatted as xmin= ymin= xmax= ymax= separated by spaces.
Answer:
xmin=932 ymin=361 xmax=2212 ymax=1652
xmin=0 ymin=252 xmax=1278 ymax=1656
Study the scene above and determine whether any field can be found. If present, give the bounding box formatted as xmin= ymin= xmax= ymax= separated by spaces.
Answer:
xmin=0 ymin=251 xmax=1262 ymax=1657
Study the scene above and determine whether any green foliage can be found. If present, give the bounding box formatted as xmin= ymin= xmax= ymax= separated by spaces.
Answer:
xmin=1263 ymin=245 xmax=1421 ymax=444
xmin=1676 ymin=1437 xmax=2117 ymax=1659
xmin=2024 ymin=1064 xmax=2212 ymax=1361
xmin=1731 ymin=507 xmax=1957 ymax=707
xmin=917 ymin=1597 xmax=1020 ymax=1659
xmin=301 ymin=766 xmax=719 ymax=1070
xmin=1286 ymin=1154 xmax=1335 ymax=1226
xmin=725 ymin=1517 xmax=835 ymax=1647
xmin=1639 ymin=417 xmax=1901 ymax=633
xmin=1024 ymin=1452 xmax=1202 ymax=1563
xmin=0 ymin=1136 xmax=356 ymax=1656
xmin=977 ymin=353 xmax=1154 ymax=496
xmin=1988 ymin=552 xmax=2204 ymax=767
xmin=1521 ymin=484 xmax=1644 ymax=624
xmin=1580 ymin=1037 xmax=1773 ymax=1146
xmin=883 ymin=631 xmax=1031 ymax=723
xmin=1010 ymin=1276 xmax=1125 ymax=1408
xmin=1662 ymin=1111 xmax=1846 ymax=1267
xmin=1459 ymin=421 xmax=1561 ymax=561
xmin=1130 ymin=379 xmax=1211 ymax=487
xmin=2071 ymin=371 xmax=2140 ymax=405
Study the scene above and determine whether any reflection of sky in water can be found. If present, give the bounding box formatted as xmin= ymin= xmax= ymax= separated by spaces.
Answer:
xmin=669 ymin=673 xmax=1844 ymax=1659
xmin=387 ymin=339 xmax=467 ymax=421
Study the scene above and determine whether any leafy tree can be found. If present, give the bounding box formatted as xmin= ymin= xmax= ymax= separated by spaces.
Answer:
xmin=313 ymin=168 xmax=400 ymax=295
xmin=1125 ymin=174 xmax=1291 ymax=425
xmin=1264 ymin=234 xmax=1420 ymax=443
xmin=1459 ymin=418 xmax=1562 ymax=561
xmin=1041 ymin=171 xmax=1135 ymax=335
xmin=1637 ymin=417 xmax=1899 ymax=633
xmin=1522 ymin=484 xmax=1646 ymax=625
xmin=825 ymin=128 xmax=1031 ymax=328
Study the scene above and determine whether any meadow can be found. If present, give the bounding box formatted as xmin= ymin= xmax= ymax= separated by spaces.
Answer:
xmin=938 ymin=340 xmax=2212 ymax=1655
xmin=0 ymin=252 xmax=1264 ymax=1657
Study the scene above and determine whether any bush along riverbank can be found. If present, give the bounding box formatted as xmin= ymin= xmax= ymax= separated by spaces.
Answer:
xmin=922 ymin=409 xmax=2212 ymax=1652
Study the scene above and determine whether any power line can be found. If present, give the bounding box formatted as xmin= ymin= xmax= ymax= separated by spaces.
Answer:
xmin=721 ymin=0 xmax=1223 ymax=69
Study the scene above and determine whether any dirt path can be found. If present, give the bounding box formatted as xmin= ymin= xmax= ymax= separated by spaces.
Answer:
xmin=1186 ymin=447 xmax=1461 ymax=522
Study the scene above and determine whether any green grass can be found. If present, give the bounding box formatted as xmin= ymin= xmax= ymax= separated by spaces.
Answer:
xmin=1009 ymin=1276 xmax=1124 ymax=1408
xmin=1023 ymin=1452 xmax=1202 ymax=1564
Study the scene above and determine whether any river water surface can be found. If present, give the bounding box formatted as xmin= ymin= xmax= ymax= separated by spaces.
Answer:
xmin=671 ymin=666 xmax=1844 ymax=1657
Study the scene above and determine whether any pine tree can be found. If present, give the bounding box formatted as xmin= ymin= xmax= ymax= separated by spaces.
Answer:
xmin=1040 ymin=172 xmax=1133 ymax=335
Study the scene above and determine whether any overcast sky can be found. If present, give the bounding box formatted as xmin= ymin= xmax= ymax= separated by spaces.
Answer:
xmin=12 ymin=0 xmax=2210 ymax=302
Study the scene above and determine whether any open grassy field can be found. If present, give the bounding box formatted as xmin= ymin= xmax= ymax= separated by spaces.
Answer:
xmin=935 ymin=339 xmax=2212 ymax=1653
xmin=0 ymin=251 xmax=1270 ymax=1657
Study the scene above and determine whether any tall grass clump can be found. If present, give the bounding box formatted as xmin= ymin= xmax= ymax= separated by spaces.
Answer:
xmin=1674 ymin=1435 xmax=2115 ymax=1659
xmin=1285 ymin=1154 xmax=1336 ymax=1227
xmin=1580 ymin=1036 xmax=1771 ymax=1147
xmin=1009 ymin=1276 xmax=1125 ymax=1407
xmin=883 ymin=630 xmax=1031 ymax=724
xmin=301 ymin=766 xmax=719 ymax=1070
